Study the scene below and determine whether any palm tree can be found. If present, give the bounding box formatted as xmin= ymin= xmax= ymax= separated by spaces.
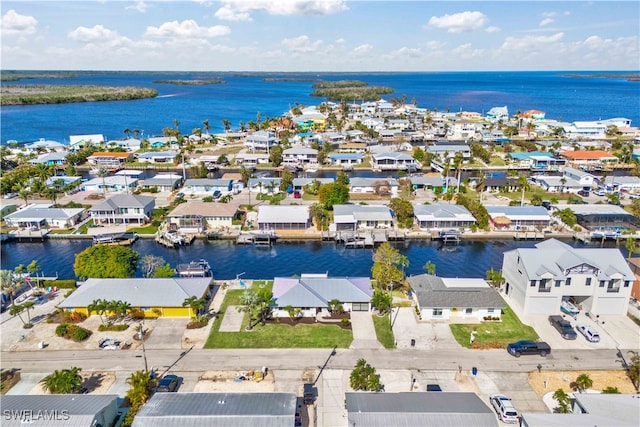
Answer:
xmin=1 ymin=269 xmax=18 ymax=305
xmin=574 ymin=373 xmax=593 ymax=393
xmin=96 ymin=167 xmax=110 ymax=197
xmin=183 ymin=296 xmax=207 ymax=318
xmin=22 ymin=300 xmax=35 ymax=326
xmin=424 ymin=260 xmax=436 ymax=275
xmin=552 ymin=388 xmax=572 ymax=413
xmin=9 ymin=303 xmax=27 ymax=326
xmin=202 ymin=119 xmax=211 ymax=136
xmin=41 ymin=367 xmax=83 ymax=394
xmin=88 ymin=299 xmax=108 ymax=326
xmin=518 ymin=175 xmax=529 ymax=206
xmin=626 ymin=237 xmax=636 ymax=259
xmin=222 ymin=119 xmax=231 ymax=133
xmin=126 ymin=370 xmax=155 ymax=409
xmin=26 ymin=260 xmax=41 ymax=286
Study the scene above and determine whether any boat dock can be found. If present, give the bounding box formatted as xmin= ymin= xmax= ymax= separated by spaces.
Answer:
xmin=155 ymin=229 xmax=195 ymax=248
xmin=236 ymin=232 xmax=277 ymax=246
xmin=513 ymin=231 xmax=545 ymax=241
xmin=93 ymin=232 xmax=138 ymax=246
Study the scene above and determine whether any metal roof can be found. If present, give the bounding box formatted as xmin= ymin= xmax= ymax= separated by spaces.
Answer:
xmin=273 ymin=276 xmax=373 ymax=308
xmin=90 ymin=194 xmax=154 ymax=211
xmin=169 ymin=201 xmax=238 ymax=218
xmin=485 ymin=205 xmax=550 ymax=220
xmin=349 ymin=177 xmax=399 ymax=187
xmin=132 ymin=392 xmax=296 ymax=427
xmin=58 ymin=277 xmax=211 ymax=309
xmin=257 ymin=206 xmax=309 ymax=223
xmin=333 ymin=204 xmax=392 ymax=223
xmin=0 ymin=394 xmax=119 ymax=427
xmin=567 ymin=204 xmax=631 ymax=215
xmin=345 ymin=392 xmax=498 ymax=427
xmin=408 ymin=274 xmax=505 ymax=309
xmin=4 ymin=205 xmax=84 ymax=221
xmin=413 ymin=203 xmax=475 ymax=221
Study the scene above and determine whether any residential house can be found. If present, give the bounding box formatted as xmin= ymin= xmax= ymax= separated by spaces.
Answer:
xmin=167 ymin=201 xmax=239 ymax=233
xmin=139 ymin=173 xmax=182 ymax=192
xmin=29 ymin=152 xmax=67 ymax=166
xmin=408 ymin=274 xmax=505 ymax=321
xmin=234 ymin=153 xmax=270 ymax=168
xmin=508 ymin=152 xmax=566 ymax=170
xmin=24 ymin=138 xmax=67 ymax=153
xmin=45 ymin=175 xmax=82 ymax=191
xmin=282 ymin=147 xmax=318 ymax=166
xmin=349 ymin=177 xmax=399 ymax=197
xmin=0 ymin=203 xmax=17 ymax=219
xmin=0 ymin=395 xmax=120 ymax=427
xmin=87 ymin=151 xmax=131 ymax=169
xmin=482 ymin=176 xmax=519 ymax=193
xmin=520 ymin=389 xmax=640 ymax=427
xmin=560 ymin=150 xmax=619 ymax=168
xmin=485 ymin=206 xmax=551 ymax=231
xmin=332 ymin=204 xmax=393 ymax=231
xmin=338 ymin=142 xmax=368 ymax=153
xmin=82 ymin=175 xmax=138 ymax=193
xmin=603 ymin=175 xmax=640 ymax=193
xmin=69 ymin=134 xmax=105 ymax=150
xmin=371 ymin=152 xmax=421 ymax=171
xmin=291 ymin=177 xmax=334 ymax=194
xmin=108 ymin=138 xmax=141 ymax=152
xmin=257 ymin=205 xmax=310 ymax=231
xmin=136 ymin=151 xmax=177 ymax=164
xmin=346 ymin=392 xmax=498 ymax=427
xmin=627 ymin=258 xmax=640 ymax=302
xmin=566 ymin=204 xmax=640 ymax=232
xmin=328 ymin=153 xmax=363 ymax=166
xmin=272 ymin=274 xmax=373 ymax=317
xmin=147 ymin=136 xmax=177 ymax=148
xmin=183 ymin=179 xmax=233 ymax=196
xmin=520 ymin=109 xmax=546 ymax=120
xmin=413 ymin=203 xmax=476 ymax=230
xmin=132 ymin=393 xmax=297 ymax=427
xmin=448 ymin=120 xmax=478 ymax=140
xmin=3 ymin=203 xmax=85 ymax=229
xmin=563 ymin=167 xmax=597 ymax=188
xmin=532 ymin=167 xmax=594 ymax=193
xmin=248 ymin=177 xmax=282 ymax=194
xmin=561 ymin=118 xmax=632 ymax=139
xmin=501 ymin=238 xmax=635 ymax=315
xmin=90 ymin=194 xmax=155 ymax=225
xmin=244 ymin=131 xmax=279 ymax=151
xmin=58 ymin=277 xmax=211 ymax=317
xmin=426 ymin=144 xmax=471 ymax=162
xmin=486 ymin=106 xmax=509 ymax=122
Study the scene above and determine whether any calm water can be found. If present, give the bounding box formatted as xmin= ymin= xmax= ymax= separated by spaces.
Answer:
xmin=0 ymin=238 xmax=625 ymax=281
xmin=2 ymin=71 xmax=638 ymax=144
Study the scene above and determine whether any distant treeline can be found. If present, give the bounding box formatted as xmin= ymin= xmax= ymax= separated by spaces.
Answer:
xmin=152 ymin=79 xmax=226 ymax=85
xmin=310 ymin=80 xmax=394 ymax=101
xmin=0 ymin=71 xmax=78 ymax=82
xmin=1 ymin=85 xmax=158 ymax=105
xmin=564 ymin=73 xmax=640 ymax=82
xmin=263 ymin=77 xmax=320 ymax=83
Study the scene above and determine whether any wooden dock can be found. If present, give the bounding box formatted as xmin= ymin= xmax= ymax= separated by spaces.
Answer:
xmin=513 ymin=231 xmax=545 ymax=240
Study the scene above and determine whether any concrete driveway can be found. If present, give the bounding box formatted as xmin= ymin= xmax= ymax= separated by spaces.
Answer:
xmin=391 ymin=307 xmax=459 ymax=350
xmin=144 ymin=318 xmax=189 ymax=350
xmin=350 ymin=312 xmax=382 ymax=349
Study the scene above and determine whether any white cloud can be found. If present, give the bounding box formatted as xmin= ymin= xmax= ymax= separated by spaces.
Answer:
xmin=428 ymin=11 xmax=487 ymax=33
xmin=353 ymin=44 xmax=372 ymax=54
xmin=215 ymin=0 xmax=348 ymax=21
xmin=424 ymin=40 xmax=446 ymax=50
xmin=1 ymin=9 xmax=38 ymax=37
xmin=125 ymin=1 xmax=149 ymax=13
xmin=68 ymin=25 xmax=120 ymax=43
xmin=281 ymin=35 xmax=323 ymax=53
xmin=391 ymin=46 xmax=422 ymax=58
xmin=451 ymin=43 xmax=484 ymax=58
xmin=145 ymin=20 xmax=231 ymax=38
xmin=485 ymin=26 xmax=500 ymax=33
xmin=499 ymin=32 xmax=564 ymax=52
xmin=539 ymin=18 xmax=554 ymax=27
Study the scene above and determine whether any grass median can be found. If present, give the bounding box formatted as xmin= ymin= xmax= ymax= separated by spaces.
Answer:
xmin=372 ymin=313 xmax=395 ymax=349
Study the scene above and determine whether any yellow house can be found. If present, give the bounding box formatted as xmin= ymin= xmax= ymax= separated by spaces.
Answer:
xmin=58 ymin=277 xmax=211 ymax=318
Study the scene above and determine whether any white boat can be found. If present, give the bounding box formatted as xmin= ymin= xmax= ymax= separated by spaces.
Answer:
xmin=177 ymin=259 xmax=212 ymax=277
xmin=561 ymin=298 xmax=580 ymax=315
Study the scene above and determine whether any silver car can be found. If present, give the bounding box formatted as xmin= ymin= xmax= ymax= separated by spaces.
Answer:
xmin=489 ymin=394 xmax=519 ymax=423
xmin=577 ymin=324 xmax=600 ymax=342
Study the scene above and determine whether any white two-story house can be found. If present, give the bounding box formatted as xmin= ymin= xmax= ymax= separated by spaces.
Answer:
xmin=502 ymin=239 xmax=634 ymax=315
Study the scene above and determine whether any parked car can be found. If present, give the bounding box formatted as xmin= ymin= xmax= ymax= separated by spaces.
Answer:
xmin=175 ymin=192 xmax=185 ymax=199
xmin=213 ymin=190 xmax=222 ymax=199
xmin=426 ymin=384 xmax=442 ymax=391
xmin=577 ymin=189 xmax=590 ymax=197
xmin=489 ymin=394 xmax=519 ymax=424
xmin=593 ymin=189 xmax=606 ymax=196
xmin=156 ymin=374 xmax=180 ymax=392
xmin=549 ymin=315 xmax=578 ymax=340
xmin=506 ymin=340 xmax=551 ymax=357
xmin=293 ymin=191 xmax=301 ymax=199
xmin=576 ymin=324 xmax=600 ymax=342
xmin=629 ymin=193 xmax=640 ymax=200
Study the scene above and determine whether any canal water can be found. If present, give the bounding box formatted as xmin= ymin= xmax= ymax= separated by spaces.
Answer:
xmin=1 ymin=238 xmax=620 ymax=281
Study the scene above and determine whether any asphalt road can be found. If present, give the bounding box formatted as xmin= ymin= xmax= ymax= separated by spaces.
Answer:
xmin=1 ymin=347 xmax=628 ymax=375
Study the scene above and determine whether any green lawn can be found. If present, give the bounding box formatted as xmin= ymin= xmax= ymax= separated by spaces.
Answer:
xmin=205 ymin=284 xmax=353 ymax=349
xmin=489 ymin=156 xmax=506 ymax=166
xmin=128 ymin=224 xmax=158 ymax=234
xmin=449 ymin=305 xmax=538 ymax=349
xmin=372 ymin=314 xmax=395 ymax=349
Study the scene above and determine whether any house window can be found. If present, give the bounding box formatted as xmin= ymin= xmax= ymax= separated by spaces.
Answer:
xmin=585 ymin=278 xmax=592 ymax=286
xmin=530 ymin=280 xmax=537 ymax=287
xmin=487 ymin=308 xmax=495 ymax=314
xmin=565 ymin=278 xmax=572 ymax=286
xmin=465 ymin=308 xmax=473 ymax=314
xmin=555 ymin=280 xmax=561 ymax=287
xmin=624 ymin=281 xmax=630 ymax=288
xmin=599 ymin=280 xmax=605 ymax=287
xmin=433 ymin=308 xmax=443 ymax=316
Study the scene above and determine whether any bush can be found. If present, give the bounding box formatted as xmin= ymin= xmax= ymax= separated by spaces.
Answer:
xmin=64 ymin=311 xmax=87 ymax=323
xmin=55 ymin=323 xmax=92 ymax=342
xmin=340 ymin=318 xmax=351 ymax=327
xmin=186 ymin=317 xmax=209 ymax=329
xmin=98 ymin=323 xmax=129 ymax=332
xmin=42 ymin=279 xmax=76 ymax=289
xmin=55 ymin=323 xmax=69 ymax=337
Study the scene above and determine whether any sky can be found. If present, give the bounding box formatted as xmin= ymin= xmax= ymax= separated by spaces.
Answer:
xmin=1 ymin=1 xmax=638 ymax=71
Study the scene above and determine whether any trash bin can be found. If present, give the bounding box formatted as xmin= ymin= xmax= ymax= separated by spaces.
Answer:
xmin=410 ymin=339 xmax=416 ymax=347
xmin=472 ymin=367 xmax=478 ymax=376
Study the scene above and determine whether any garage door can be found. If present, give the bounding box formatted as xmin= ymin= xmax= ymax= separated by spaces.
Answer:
xmin=351 ymin=302 xmax=370 ymax=311
xmin=526 ymin=296 xmax=556 ymax=314
xmin=594 ymin=297 xmax=627 ymax=315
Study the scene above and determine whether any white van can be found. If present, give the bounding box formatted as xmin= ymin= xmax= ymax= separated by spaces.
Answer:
xmin=577 ymin=324 xmax=600 ymax=342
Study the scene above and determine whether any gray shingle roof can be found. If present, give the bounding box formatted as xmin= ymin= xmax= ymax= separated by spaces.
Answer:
xmin=90 ymin=194 xmax=154 ymax=211
xmin=346 ymin=392 xmax=498 ymax=427
xmin=58 ymin=278 xmax=211 ymax=309
xmin=132 ymin=393 xmax=296 ymax=427
xmin=408 ymin=274 xmax=505 ymax=309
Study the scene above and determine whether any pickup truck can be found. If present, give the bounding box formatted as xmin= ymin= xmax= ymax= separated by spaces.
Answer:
xmin=549 ymin=315 xmax=578 ymax=340
xmin=507 ymin=340 xmax=551 ymax=357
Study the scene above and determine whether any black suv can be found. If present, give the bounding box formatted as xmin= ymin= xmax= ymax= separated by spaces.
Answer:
xmin=549 ymin=315 xmax=578 ymax=340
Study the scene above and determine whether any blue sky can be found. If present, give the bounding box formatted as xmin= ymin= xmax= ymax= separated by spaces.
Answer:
xmin=1 ymin=1 xmax=638 ymax=71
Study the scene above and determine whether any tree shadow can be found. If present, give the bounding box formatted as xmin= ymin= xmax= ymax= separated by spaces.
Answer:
xmin=80 ymin=373 xmax=105 ymax=394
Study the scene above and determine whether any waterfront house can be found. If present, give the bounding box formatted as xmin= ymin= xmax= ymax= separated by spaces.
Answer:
xmin=0 ymin=203 xmax=17 ymax=219
xmin=603 ymin=175 xmax=640 ymax=193
xmin=167 ymin=201 xmax=239 ymax=233
xmin=0 ymin=395 xmax=120 ymax=427
xmin=69 ymin=134 xmax=105 ymax=151
xmin=332 ymin=204 xmax=393 ymax=231
xmin=109 ymin=138 xmax=141 ymax=152
xmin=58 ymin=277 xmax=211 ymax=317
xmin=282 ymin=147 xmax=318 ymax=166
xmin=413 ymin=203 xmax=476 ymax=231
xmin=29 ymin=152 xmax=67 ymax=167
xmin=371 ymin=152 xmax=421 ymax=171
xmin=256 ymin=205 xmax=310 ymax=231
xmin=486 ymin=106 xmax=509 ymax=122
xmin=501 ymin=238 xmax=635 ymax=315
xmin=408 ymin=175 xmax=448 ymax=191
xmin=3 ymin=203 xmax=85 ymax=229
xmin=561 ymin=118 xmax=632 ymax=139
xmin=291 ymin=177 xmax=334 ymax=194
xmin=89 ymin=194 xmax=154 ymax=225
xmin=82 ymin=175 xmax=138 ymax=193
xmin=349 ymin=177 xmax=399 ymax=197
xmin=531 ymin=167 xmax=594 ymax=193
xmin=426 ymin=144 xmax=471 ymax=162
xmin=508 ymin=152 xmax=566 ymax=170
xmin=183 ymin=179 xmax=233 ymax=196
xmin=338 ymin=142 xmax=368 ymax=153
xmin=248 ymin=177 xmax=281 ymax=194
xmin=559 ymin=150 xmax=619 ymax=169
xmin=147 ymin=136 xmax=177 ymax=148
xmin=328 ymin=152 xmax=363 ymax=167
xmin=45 ymin=175 xmax=82 ymax=191
xmin=244 ymin=131 xmax=279 ymax=151
xmin=272 ymin=274 xmax=373 ymax=317
xmin=136 ymin=151 xmax=177 ymax=164
xmin=407 ymin=274 xmax=505 ymax=321
xmin=485 ymin=206 xmax=551 ymax=231
xmin=139 ymin=173 xmax=182 ymax=192
xmin=448 ymin=120 xmax=479 ymax=141
xmin=346 ymin=392 xmax=498 ymax=427
xmin=234 ymin=153 xmax=270 ymax=168
xmin=87 ymin=151 xmax=131 ymax=170
xmin=24 ymin=138 xmax=68 ymax=153
xmin=132 ymin=393 xmax=297 ymax=427
xmin=566 ymin=204 xmax=640 ymax=232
